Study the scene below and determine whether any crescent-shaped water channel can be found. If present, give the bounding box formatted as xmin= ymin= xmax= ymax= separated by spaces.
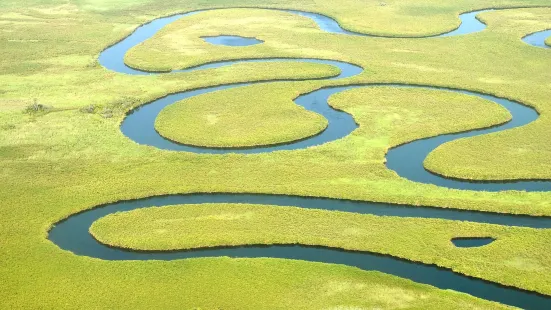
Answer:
xmin=523 ymin=29 xmax=551 ymax=49
xmin=52 ymin=7 xmax=551 ymax=310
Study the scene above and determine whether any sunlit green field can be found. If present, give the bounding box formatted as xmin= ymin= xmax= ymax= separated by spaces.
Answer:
xmin=1 ymin=0 xmax=551 ymax=309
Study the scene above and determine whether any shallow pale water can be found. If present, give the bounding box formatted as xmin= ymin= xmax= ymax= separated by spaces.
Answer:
xmin=202 ymin=35 xmax=263 ymax=46
xmin=523 ymin=29 xmax=551 ymax=49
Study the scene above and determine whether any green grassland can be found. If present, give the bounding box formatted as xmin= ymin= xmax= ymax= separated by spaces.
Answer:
xmin=1 ymin=0 xmax=551 ymax=309
xmin=424 ymin=8 xmax=551 ymax=180
xmin=155 ymin=77 xmax=333 ymax=148
xmin=328 ymin=87 xmax=511 ymax=151
xmin=155 ymin=85 xmax=509 ymax=148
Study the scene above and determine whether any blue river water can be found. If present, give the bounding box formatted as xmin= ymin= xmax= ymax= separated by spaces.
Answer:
xmin=54 ymin=7 xmax=551 ymax=309
xmin=523 ymin=29 xmax=551 ymax=49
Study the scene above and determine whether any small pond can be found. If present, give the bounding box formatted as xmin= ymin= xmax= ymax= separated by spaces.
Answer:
xmin=451 ymin=237 xmax=495 ymax=248
xmin=202 ymin=35 xmax=263 ymax=46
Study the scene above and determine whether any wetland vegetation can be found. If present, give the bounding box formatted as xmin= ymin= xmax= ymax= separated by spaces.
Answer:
xmin=2 ymin=0 xmax=551 ymax=309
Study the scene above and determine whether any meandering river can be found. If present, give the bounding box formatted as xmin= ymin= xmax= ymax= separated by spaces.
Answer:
xmin=52 ymin=8 xmax=551 ymax=309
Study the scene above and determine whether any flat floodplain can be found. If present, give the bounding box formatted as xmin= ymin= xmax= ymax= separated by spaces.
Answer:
xmin=1 ymin=1 xmax=551 ymax=309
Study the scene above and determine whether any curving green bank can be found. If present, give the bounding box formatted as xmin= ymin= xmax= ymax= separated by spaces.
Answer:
xmin=327 ymin=87 xmax=511 ymax=151
xmin=421 ymin=8 xmax=551 ymax=181
xmin=90 ymin=203 xmax=551 ymax=295
xmin=155 ymin=80 xmax=331 ymax=148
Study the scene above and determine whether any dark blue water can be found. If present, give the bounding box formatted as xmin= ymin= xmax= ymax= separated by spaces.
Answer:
xmin=52 ymin=7 xmax=551 ymax=310
xmin=452 ymin=237 xmax=496 ymax=247
xmin=523 ymin=29 xmax=551 ymax=49
xmin=202 ymin=35 xmax=263 ymax=46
